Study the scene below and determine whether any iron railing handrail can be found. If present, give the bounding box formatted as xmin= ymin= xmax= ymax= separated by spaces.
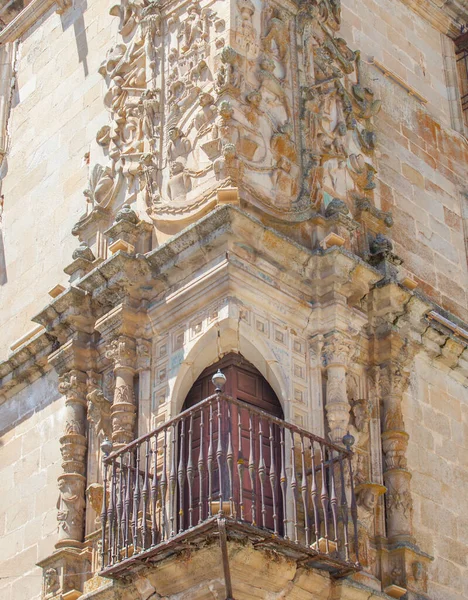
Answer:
xmin=103 ymin=392 xmax=350 ymax=462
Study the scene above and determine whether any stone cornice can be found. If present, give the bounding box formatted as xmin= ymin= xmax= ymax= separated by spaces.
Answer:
xmin=0 ymin=0 xmax=69 ymax=45
xmin=401 ymin=0 xmax=468 ymax=37
xmin=1 ymin=206 xmax=468 ymax=401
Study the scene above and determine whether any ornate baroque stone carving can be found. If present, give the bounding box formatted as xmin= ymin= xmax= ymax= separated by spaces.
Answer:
xmin=74 ymin=0 xmax=380 ymax=232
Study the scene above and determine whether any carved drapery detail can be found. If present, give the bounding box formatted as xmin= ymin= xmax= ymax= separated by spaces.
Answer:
xmin=56 ymin=370 xmax=88 ymax=549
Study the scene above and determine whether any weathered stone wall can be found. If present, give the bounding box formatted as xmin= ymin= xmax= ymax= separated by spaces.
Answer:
xmin=405 ymin=353 xmax=468 ymax=600
xmin=0 ymin=371 xmax=63 ymax=600
xmin=0 ymin=0 xmax=113 ymax=358
xmin=341 ymin=0 xmax=468 ymax=322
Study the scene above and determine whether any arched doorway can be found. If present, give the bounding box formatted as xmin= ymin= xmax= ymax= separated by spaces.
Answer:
xmin=181 ymin=353 xmax=284 ymax=532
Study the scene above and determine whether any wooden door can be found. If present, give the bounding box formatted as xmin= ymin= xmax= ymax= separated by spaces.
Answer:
xmin=182 ymin=353 xmax=284 ymax=531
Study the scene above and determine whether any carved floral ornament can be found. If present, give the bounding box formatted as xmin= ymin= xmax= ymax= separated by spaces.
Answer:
xmin=74 ymin=0 xmax=381 ymax=234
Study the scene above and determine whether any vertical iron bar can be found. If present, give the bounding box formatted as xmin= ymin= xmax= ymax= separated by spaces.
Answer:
xmin=132 ymin=445 xmax=141 ymax=553
xmin=348 ymin=452 xmax=360 ymax=566
xmin=217 ymin=395 xmax=224 ymax=515
xmin=160 ymin=429 xmax=168 ymax=541
xmin=248 ymin=411 xmax=256 ymax=526
xmin=237 ymin=405 xmax=245 ymax=522
xmin=280 ymin=426 xmax=288 ymax=539
xmin=339 ymin=452 xmax=350 ymax=562
xmin=107 ymin=459 xmax=116 ymax=565
xmin=320 ymin=443 xmax=330 ymax=554
xmin=151 ymin=433 xmax=159 ymax=546
xmin=269 ymin=422 xmax=278 ymax=536
xmin=116 ymin=455 xmax=123 ymax=560
xmin=290 ymin=430 xmax=298 ymax=543
xmin=187 ymin=413 xmax=194 ymax=528
xmin=198 ymin=406 xmax=205 ymax=524
xmin=258 ymin=417 xmax=266 ymax=529
xmin=207 ymin=401 xmax=214 ymax=517
xmin=178 ymin=418 xmax=186 ymax=533
xmin=100 ymin=458 xmax=108 ymax=568
xmin=329 ymin=449 xmax=339 ymax=552
xmin=300 ymin=435 xmax=309 ymax=546
xmin=124 ymin=452 xmax=132 ymax=558
xmin=226 ymin=401 xmax=234 ymax=518
xmin=141 ymin=439 xmax=150 ymax=549
xmin=310 ymin=441 xmax=320 ymax=548
xmin=169 ymin=422 xmax=177 ymax=537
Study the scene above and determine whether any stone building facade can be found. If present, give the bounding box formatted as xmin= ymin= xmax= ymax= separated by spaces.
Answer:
xmin=0 ymin=0 xmax=467 ymax=599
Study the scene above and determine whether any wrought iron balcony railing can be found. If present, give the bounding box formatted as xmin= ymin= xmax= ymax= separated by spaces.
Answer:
xmin=100 ymin=393 xmax=361 ymax=578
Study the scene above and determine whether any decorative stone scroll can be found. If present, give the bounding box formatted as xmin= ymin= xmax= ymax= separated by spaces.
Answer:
xmin=73 ymin=0 xmax=380 ymax=234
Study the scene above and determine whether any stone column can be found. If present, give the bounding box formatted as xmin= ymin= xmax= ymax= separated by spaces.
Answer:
xmin=322 ymin=332 xmax=354 ymax=444
xmin=56 ymin=370 xmax=88 ymax=549
xmin=105 ymin=335 xmax=137 ymax=451
xmin=136 ymin=338 xmax=152 ymax=437
xmin=380 ymin=363 xmax=413 ymax=542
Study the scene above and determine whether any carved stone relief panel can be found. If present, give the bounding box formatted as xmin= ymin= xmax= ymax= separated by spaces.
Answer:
xmin=72 ymin=0 xmax=381 ymax=237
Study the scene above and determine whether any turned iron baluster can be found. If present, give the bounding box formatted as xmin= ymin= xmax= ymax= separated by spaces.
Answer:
xmin=237 ymin=405 xmax=245 ymax=522
xmin=160 ymin=429 xmax=168 ymax=541
xmin=216 ymin=396 xmax=224 ymax=515
xmin=178 ymin=418 xmax=186 ymax=532
xmin=124 ymin=452 xmax=132 ymax=557
xmin=290 ymin=430 xmax=298 ymax=543
xmin=198 ymin=406 xmax=205 ymax=524
xmin=347 ymin=452 xmax=360 ymax=566
xmin=186 ymin=413 xmax=194 ymax=528
xmin=248 ymin=410 xmax=257 ymax=526
xmin=169 ymin=422 xmax=177 ymax=537
xmin=300 ymin=435 xmax=310 ymax=546
xmin=100 ymin=459 xmax=108 ymax=568
xmin=258 ymin=417 xmax=267 ymax=529
xmin=310 ymin=440 xmax=321 ymax=548
xmin=226 ymin=401 xmax=234 ymax=518
xmin=141 ymin=439 xmax=150 ymax=549
xmin=339 ymin=452 xmax=350 ymax=562
xmin=329 ymin=449 xmax=339 ymax=553
xmin=132 ymin=445 xmax=141 ymax=553
xmin=151 ymin=433 xmax=159 ymax=547
xmin=269 ymin=422 xmax=278 ymax=536
xmin=207 ymin=401 xmax=214 ymax=518
xmin=280 ymin=426 xmax=288 ymax=539
xmin=116 ymin=455 xmax=123 ymax=559
xmin=107 ymin=460 xmax=116 ymax=565
xmin=320 ymin=443 xmax=330 ymax=554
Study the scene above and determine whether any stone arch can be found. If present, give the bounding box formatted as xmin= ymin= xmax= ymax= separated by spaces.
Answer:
xmin=169 ymin=315 xmax=289 ymax=417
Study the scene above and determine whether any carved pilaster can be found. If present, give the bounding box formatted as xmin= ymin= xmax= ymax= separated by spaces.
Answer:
xmin=105 ymin=335 xmax=137 ymax=450
xmin=56 ymin=369 xmax=88 ymax=549
xmin=322 ymin=331 xmax=355 ymax=443
xmin=380 ymin=362 xmax=413 ymax=542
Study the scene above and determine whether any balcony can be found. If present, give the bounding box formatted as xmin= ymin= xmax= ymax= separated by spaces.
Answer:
xmin=99 ymin=392 xmax=361 ymax=581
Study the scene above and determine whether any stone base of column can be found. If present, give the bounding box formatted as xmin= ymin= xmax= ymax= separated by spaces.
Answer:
xmin=380 ymin=542 xmax=433 ymax=600
xmin=37 ymin=548 xmax=91 ymax=600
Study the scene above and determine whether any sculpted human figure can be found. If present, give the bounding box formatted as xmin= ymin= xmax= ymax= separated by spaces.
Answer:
xmin=194 ymin=92 xmax=217 ymax=131
xmin=167 ymin=161 xmax=191 ymax=202
xmin=167 ymin=127 xmax=191 ymax=165
xmin=213 ymin=101 xmax=239 ymax=148
xmin=180 ymin=4 xmax=206 ymax=53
